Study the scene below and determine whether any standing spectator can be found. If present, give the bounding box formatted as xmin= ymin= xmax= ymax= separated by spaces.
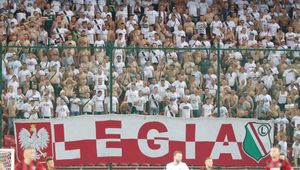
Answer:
xmin=278 ymin=88 xmax=288 ymax=111
xmin=164 ymin=98 xmax=178 ymax=117
xmin=53 ymin=22 xmax=69 ymax=42
xmin=179 ymin=96 xmax=192 ymax=118
xmin=149 ymin=86 xmax=161 ymax=115
xmin=92 ymin=91 xmax=105 ymax=115
xmin=7 ymin=97 xmax=16 ymax=135
xmin=145 ymin=5 xmax=158 ymax=25
xmin=202 ymin=99 xmax=214 ymax=117
xmin=104 ymin=94 xmax=119 ymax=114
xmin=293 ymin=139 xmax=300 ymax=167
xmin=70 ymin=94 xmax=81 ymax=116
xmin=190 ymin=88 xmax=202 ymax=117
xmin=186 ymin=0 xmax=198 ymax=18
xmin=39 ymin=96 xmax=53 ymax=118
xmin=214 ymin=102 xmax=228 ymax=118
xmin=274 ymin=113 xmax=289 ymax=134
xmin=81 ymin=93 xmax=93 ymax=115
xmin=55 ymin=99 xmax=69 ymax=118
xmin=196 ymin=16 xmax=207 ymax=35
xmin=278 ymin=135 xmax=288 ymax=156
xmin=184 ymin=16 xmax=195 ymax=41
xmin=14 ymin=4 xmax=30 ymax=22
xmin=167 ymin=14 xmax=180 ymax=33
xmin=133 ymin=91 xmax=147 ymax=114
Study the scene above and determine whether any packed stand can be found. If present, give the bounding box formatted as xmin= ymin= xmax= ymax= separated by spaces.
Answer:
xmin=2 ymin=0 xmax=300 ymax=164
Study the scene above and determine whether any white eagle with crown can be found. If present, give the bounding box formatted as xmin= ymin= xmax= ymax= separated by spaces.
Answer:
xmin=18 ymin=124 xmax=50 ymax=160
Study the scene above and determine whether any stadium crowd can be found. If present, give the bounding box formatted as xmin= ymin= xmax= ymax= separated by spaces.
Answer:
xmin=2 ymin=0 xmax=300 ymax=166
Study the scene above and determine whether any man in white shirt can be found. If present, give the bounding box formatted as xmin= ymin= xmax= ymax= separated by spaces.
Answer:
xmin=18 ymin=65 xmax=31 ymax=83
xmin=190 ymin=88 xmax=202 ymax=117
xmin=210 ymin=15 xmax=222 ymax=36
xmin=199 ymin=0 xmax=209 ymax=15
xmin=23 ymin=100 xmax=39 ymax=120
xmin=213 ymin=102 xmax=228 ymax=118
xmin=268 ymin=19 xmax=280 ymax=36
xmin=53 ymin=22 xmax=69 ymax=42
xmin=173 ymin=25 xmax=186 ymax=47
xmin=86 ymin=23 xmax=96 ymax=46
xmin=93 ymin=91 xmax=105 ymax=115
xmin=225 ymin=67 xmax=237 ymax=89
xmin=244 ymin=58 xmax=256 ymax=73
xmin=81 ymin=93 xmax=93 ymax=115
xmin=39 ymin=96 xmax=53 ymax=118
xmin=149 ymin=86 xmax=161 ymax=115
xmin=133 ymin=91 xmax=147 ymax=114
xmin=247 ymin=34 xmax=257 ymax=46
xmin=166 ymin=151 xmax=189 ymax=170
xmin=126 ymin=15 xmax=137 ymax=34
xmin=116 ymin=24 xmax=127 ymax=42
xmin=94 ymin=78 xmax=107 ymax=98
xmin=286 ymin=27 xmax=296 ymax=47
xmin=145 ymin=5 xmax=158 ymax=25
xmin=186 ymin=0 xmax=198 ymax=17
xmin=164 ymin=97 xmax=178 ymax=117
xmin=104 ymin=95 xmax=119 ymax=113
xmin=14 ymin=4 xmax=29 ymax=22
xmin=202 ymin=99 xmax=214 ymax=117
xmin=143 ymin=61 xmax=154 ymax=79
xmin=167 ymin=14 xmax=180 ymax=32
xmin=61 ymin=4 xmax=74 ymax=23
xmin=55 ymin=99 xmax=69 ymax=118
xmin=70 ymin=94 xmax=81 ymax=116
xmin=125 ymin=84 xmax=139 ymax=110
xmin=114 ymin=55 xmax=125 ymax=74
xmin=293 ymin=139 xmax=300 ymax=167
xmin=25 ymin=54 xmax=37 ymax=73
xmin=172 ymin=75 xmax=187 ymax=98
xmin=283 ymin=68 xmax=297 ymax=85
xmin=179 ymin=97 xmax=192 ymax=118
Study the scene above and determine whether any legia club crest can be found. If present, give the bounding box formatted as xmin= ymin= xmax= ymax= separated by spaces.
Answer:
xmin=243 ymin=122 xmax=272 ymax=162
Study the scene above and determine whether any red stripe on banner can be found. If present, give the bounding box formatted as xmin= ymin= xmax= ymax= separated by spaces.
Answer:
xmin=249 ymin=123 xmax=267 ymax=155
xmin=54 ymin=124 xmax=65 ymax=142
xmin=186 ymin=124 xmax=196 ymax=141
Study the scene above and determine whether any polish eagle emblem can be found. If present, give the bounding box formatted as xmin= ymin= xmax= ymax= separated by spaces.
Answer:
xmin=18 ymin=124 xmax=50 ymax=160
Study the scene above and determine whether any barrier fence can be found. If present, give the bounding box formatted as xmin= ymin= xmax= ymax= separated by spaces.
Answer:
xmin=2 ymin=44 xmax=300 ymax=167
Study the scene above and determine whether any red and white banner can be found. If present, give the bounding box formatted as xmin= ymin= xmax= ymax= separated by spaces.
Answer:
xmin=14 ymin=115 xmax=274 ymax=166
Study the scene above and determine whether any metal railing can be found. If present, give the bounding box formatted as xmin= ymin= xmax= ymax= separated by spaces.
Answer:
xmin=1 ymin=44 xmax=299 ymax=149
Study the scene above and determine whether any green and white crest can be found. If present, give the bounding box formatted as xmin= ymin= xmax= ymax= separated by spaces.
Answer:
xmin=243 ymin=122 xmax=272 ymax=162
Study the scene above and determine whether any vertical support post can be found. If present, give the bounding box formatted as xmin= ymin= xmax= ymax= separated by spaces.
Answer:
xmin=217 ymin=43 xmax=221 ymax=117
xmin=106 ymin=42 xmax=114 ymax=113
xmin=108 ymin=163 xmax=112 ymax=170
xmin=0 ymin=42 xmax=3 ymax=147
